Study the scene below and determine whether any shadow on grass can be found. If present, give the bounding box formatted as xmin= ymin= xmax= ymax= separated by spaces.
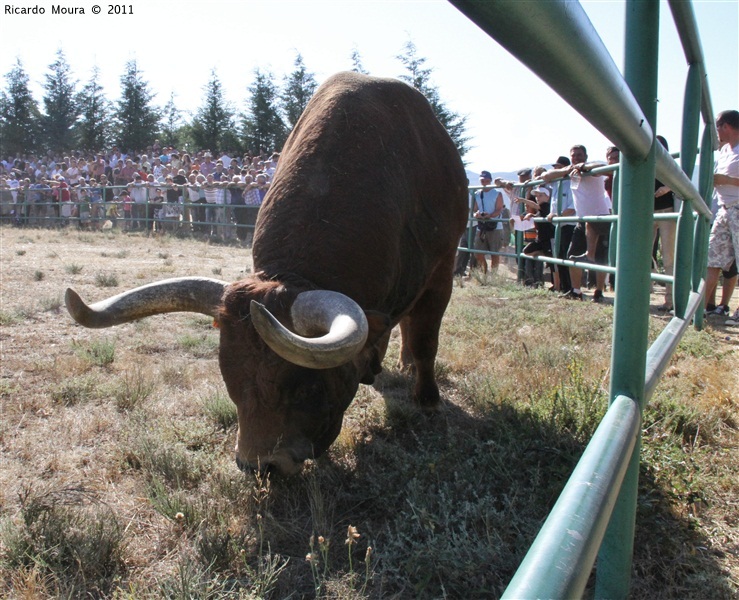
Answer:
xmin=259 ymin=365 xmax=736 ymax=600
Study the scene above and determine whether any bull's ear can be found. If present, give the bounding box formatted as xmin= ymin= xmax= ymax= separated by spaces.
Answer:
xmin=364 ymin=310 xmax=392 ymax=346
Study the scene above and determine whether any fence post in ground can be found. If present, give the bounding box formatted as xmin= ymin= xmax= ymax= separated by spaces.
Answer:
xmin=692 ymin=125 xmax=715 ymax=329
xmin=596 ymin=1 xmax=660 ymax=598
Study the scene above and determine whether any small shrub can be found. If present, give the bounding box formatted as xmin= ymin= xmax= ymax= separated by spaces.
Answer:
xmin=39 ymin=295 xmax=63 ymax=312
xmin=33 ymin=270 xmax=44 ymax=281
xmin=15 ymin=249 xmax=26 ymax=256
xmin=113 ymin=366 xmax=156 ymax=411
xmin=65 ymin=263 xmax=83 ymax=274
xmin=50 ymin=374 xmax=100 ymax=406
xmin=202 ymin=391 xmax=238 ymax=430
xmin=130 ymin=431 xmax=204 ymax=488
xmin=95 ymin=272 xmax=119 ymax=288
xmin=212 ymin=266 xmax=222 ymax=275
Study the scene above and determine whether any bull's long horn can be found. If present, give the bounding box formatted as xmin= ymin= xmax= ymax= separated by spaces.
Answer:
xmin=65 ymin=277 xmax=229 ymax=328
xmin=250 ymin=290 xmax=368 ymax=369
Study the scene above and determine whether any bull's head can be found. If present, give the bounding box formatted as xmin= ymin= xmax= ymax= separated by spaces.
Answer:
xmin=65 ymin=277 xmax=373 ymax=475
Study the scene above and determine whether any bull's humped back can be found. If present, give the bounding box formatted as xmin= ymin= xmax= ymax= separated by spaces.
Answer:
xmin=253 ymin=72 xmax=468 ymax=310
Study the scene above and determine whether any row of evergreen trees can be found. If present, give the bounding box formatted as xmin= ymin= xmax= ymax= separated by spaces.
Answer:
xmin=0 ymin=41 xmax=470 ymax=161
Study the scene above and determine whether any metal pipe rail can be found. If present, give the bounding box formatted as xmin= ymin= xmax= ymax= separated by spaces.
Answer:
xmin=448 ymin=0 xmax=712 ymax=220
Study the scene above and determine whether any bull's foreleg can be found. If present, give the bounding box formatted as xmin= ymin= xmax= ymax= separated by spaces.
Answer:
xmin=398 ymin=273 xmax=453 ymax=410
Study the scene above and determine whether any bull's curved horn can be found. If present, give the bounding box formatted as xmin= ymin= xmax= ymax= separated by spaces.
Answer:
xmin=250 ymin=290 xmax=368 ymax=369
xmin=65 ymin=277 xmax=228 ymax=329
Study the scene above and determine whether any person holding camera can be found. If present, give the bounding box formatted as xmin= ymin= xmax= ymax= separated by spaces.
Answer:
xmin=473 ymin=170 xmax=507 ymax=274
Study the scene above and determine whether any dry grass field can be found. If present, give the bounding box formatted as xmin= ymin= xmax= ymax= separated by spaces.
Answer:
xmin=1 ymin=225 xmax=737 ymax=599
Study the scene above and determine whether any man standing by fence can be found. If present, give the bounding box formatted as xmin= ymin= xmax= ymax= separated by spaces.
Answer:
xmin=705 ymin=110 xmax=739 ymax=325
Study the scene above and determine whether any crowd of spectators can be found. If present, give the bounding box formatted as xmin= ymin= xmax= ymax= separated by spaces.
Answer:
xmin=3 ymin=111 xmax=737 ymax=320
xmin=0 ymin=142 xmax=279 ymax=244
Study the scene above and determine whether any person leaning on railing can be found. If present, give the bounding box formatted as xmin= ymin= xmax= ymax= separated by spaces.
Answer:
xmin=542 ymin=145 xmax=611 ymax=303
xmin=546 ymin=155 xmax=576 ymax=293
xmin=705 ymin=109 xmax=739 ymax=325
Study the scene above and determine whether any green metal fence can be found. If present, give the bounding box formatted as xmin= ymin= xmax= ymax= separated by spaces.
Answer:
xmin=1 ymin=184 xmax=260 ymax=242
xmin=448 ymin=1 xmax=716 ymax=597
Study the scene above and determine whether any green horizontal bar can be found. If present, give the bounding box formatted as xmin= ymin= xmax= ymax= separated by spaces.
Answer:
xmin=644 ymin=282 xmax=705 ymax=404
xmin=501 ymin=394 xmax=641 ymax=600
xmin=448 ymin=0 xmax=653 ymax=160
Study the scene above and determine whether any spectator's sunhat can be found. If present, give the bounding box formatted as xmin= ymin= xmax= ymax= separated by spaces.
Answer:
xmin=517 ymin=167 xmax=532 ymax=177
xmin=532 ymin=186 xmax=551 ymax=197
xmin=480 ymin=170 xmax=493 ymax=179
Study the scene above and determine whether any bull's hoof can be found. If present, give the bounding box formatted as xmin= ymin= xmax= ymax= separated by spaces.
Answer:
xmin=413 ymin=383 xmax=440 ymax=412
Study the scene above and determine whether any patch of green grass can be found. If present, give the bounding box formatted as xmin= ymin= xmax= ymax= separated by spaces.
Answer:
xmin=50 ymin=374 xmax=102 ymax=406
xmin=674 ymin=328 xmax=723 ymax=359
xmin=146 ymin=477 xmax=203 ymax=529
xmin=128 ymin=428 xmax=205 ymax=489
xmin=0 ymin=486 xmax=126 ymax=597
xmin=178 ymin=332 xmax=219 ymax=358
xmin=72 ymin=337 xmax=116 ymax=367
xmin=0 ymin=310 xmax=21 ymax=326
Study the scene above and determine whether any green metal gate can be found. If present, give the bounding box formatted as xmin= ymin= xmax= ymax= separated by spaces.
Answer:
xmin=448 ymin=1 xmax=717 ymax=597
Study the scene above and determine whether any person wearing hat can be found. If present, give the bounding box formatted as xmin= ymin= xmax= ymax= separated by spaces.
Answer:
xmin=473 ymin=170 xmax=508 ymax=274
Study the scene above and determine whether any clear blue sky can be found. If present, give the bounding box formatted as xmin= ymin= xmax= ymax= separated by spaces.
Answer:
xmin=2 ymin=0 xmax=737 ymax=174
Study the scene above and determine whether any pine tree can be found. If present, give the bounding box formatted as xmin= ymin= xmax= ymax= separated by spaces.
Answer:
xmin=76 ymin=65 xmax=113 ymax=151
xmin=241 ymin=69 xmax=287 ymax=155
xmin=161 ymin=92 xmax=183 ymax=148
xmin=350 ymin=48 xmax=369 ymax=75
xmin=396 ymin=39 xmax=471 ymax=159
xmin=0 ymin=58 xmax=41 ymax=156
xmin=280 ymin=53 xmax=318 ymax=130
xmin=191 ymin=70 xmax=235 ymax=153
xmin=114 ymin=59 xmax=160 ymax=153
xmin=41 ymin=49 xmax=79 ymax=152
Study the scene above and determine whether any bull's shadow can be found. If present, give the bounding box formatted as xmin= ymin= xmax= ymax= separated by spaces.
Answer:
xmin=260 ymin=364 xmax=734 ymax=599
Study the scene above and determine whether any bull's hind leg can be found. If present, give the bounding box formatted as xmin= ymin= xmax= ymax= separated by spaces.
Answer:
xmin=398 ymin=271 xmax=454 ymax=410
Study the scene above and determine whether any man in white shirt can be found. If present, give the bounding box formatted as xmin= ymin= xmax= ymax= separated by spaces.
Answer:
xmin=704 ymin=110 xmax=739 ymax=324
xmin=543 ymin=145 xmax=611 ymax=302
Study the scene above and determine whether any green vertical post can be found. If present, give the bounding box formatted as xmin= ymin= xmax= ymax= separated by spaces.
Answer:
xmin=674 ymin=64 xmax=702 ymax=318
xmin=693 ymin=125 xmax=715 ymax=329
xmin=609 ymin=170 xmax=620 ymax=269
xmin=596 ymin=2 xmax=660 ymax=598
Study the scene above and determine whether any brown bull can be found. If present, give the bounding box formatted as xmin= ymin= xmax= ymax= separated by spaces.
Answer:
xmin=65 ymin=72 xmax=468 ymax=475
